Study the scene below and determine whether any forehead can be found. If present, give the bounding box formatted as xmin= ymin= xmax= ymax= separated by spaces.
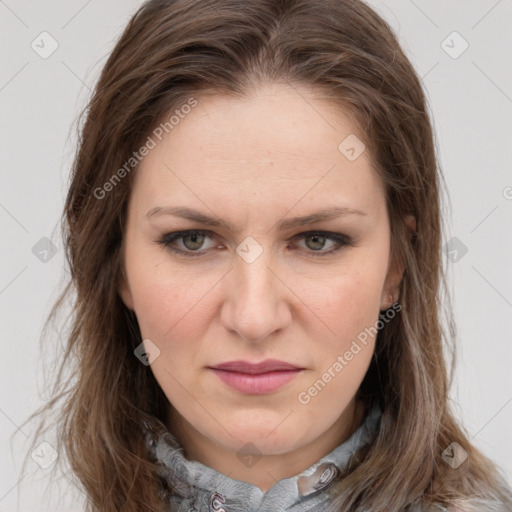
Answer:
xmin=131 ymin=82 xmax=384 ymax=216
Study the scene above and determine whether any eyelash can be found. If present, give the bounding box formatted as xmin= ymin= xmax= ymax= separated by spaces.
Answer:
xmin=156 ymin=230 xmax=352 ymax=258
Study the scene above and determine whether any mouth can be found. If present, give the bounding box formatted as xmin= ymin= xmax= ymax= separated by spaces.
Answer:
xmin=209 ymin=368 xmax=303 ymax=394
xmin=208 ymin=359 xmax=304 ymax=394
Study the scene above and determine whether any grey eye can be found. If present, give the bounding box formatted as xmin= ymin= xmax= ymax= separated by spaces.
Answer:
xmin=304 ymin=234 xmax=328 ymax=251
xmin=181 ymin=232 xmax=207 ymax=250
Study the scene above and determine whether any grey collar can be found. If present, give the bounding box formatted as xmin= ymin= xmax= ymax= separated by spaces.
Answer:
xmin=144 ymin=402 xmax=382 ymax=512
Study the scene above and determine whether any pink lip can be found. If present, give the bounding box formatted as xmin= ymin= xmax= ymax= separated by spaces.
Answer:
xmin=209 ymin=359 xmax=304 ymax=394
xmin=210 ymin=359 xmax=302 ymax=374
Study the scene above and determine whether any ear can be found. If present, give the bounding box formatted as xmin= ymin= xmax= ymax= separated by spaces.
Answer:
xmin=380 ymin=215 xmax=416 ymax=310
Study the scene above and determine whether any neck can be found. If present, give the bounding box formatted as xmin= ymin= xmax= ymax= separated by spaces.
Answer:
xmin=166 ymin=397 xmax=365 ymax=492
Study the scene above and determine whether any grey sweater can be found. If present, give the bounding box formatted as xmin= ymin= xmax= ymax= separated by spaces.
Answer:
xmin=144 ymin=403 xmax=386 ymax=511
xmin=143 ymin=404 xmax=497 ymax=512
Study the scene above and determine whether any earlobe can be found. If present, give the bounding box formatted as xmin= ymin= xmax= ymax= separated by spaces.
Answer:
xmin=380 ymin=286 xmax=400 ymax=311
xmin=380 ymin=251 xmax=405 ymax=311
xmin=380 ymin=249 xmax=403 ymax=310
xmin=380 ymin=214 xmax=416 ymax=311
xmin=405 ymin=214 xmax=417 ymax=239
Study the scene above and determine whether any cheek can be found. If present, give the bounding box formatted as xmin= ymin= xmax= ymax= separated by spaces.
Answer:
xmin=125 ymin=248 xmax=217 ymax=349
xmin=128 ymin=265 xmax=217 ymax=407
xmin=302 ymin=259 xmax=387 ymax=351
xmin=294 ymin=268 xmax=384 ymax=425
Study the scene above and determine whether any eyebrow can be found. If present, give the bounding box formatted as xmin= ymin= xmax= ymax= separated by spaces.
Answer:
xmin=145 ymin=205 xmax=366 ymax=232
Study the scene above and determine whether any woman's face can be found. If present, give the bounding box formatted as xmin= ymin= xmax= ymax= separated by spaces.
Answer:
xmin=119 ymin=82 xmax=405 ymax=483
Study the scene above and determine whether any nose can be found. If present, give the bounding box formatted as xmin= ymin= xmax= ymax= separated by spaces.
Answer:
xmin=220 ymin=246 xmax=292 ymax=343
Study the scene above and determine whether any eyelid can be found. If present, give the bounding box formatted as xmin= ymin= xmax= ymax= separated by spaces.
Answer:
xmin=290 ymin=230 xmax=351 ymax=245
xmin=157 ymin=229 xmax=352 ymax=257
xmin=157 ymin=230 xmax=218 ymax=257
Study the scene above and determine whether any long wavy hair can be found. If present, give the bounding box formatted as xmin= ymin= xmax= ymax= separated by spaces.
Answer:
xmin=19 ymin=0 xmax=512 ymax=511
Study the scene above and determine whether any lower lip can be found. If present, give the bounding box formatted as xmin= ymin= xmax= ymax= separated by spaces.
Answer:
xmin=210 ymin=368 xmax=302 ymax=394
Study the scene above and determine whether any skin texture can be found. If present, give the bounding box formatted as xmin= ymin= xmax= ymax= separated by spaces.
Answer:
xmin=119 ymin=82 xmax=412 ymax=492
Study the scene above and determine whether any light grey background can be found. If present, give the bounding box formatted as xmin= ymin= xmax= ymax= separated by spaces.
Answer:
xmin=1 ymin=1 xmax=511 ymax=510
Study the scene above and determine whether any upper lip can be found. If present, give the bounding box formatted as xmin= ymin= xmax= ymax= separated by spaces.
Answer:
xmin=210 ymin=359 xmax=303 ymax=374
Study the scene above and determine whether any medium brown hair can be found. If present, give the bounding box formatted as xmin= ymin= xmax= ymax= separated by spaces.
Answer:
xmin=21 ymin=0 xmax=512 ymax=510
